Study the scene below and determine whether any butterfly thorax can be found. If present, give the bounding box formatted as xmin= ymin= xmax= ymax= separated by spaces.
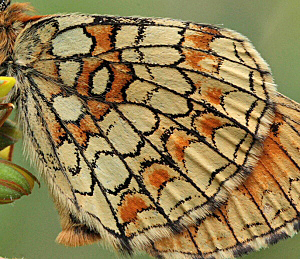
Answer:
xmin=0 ymin=4 xmax=30 ymax=64
xmin=0 ymin=3 xmax=44 ymax=73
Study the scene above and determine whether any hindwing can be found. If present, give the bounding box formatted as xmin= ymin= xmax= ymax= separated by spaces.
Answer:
xmin=9 ymin=14 xmax=277 ymax=250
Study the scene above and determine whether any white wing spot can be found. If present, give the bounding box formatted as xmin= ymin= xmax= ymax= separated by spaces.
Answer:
xmin=52 ymin=27 xmax=93 ymax=57
xmin=94 ymin=154 xmax=130 ymax=191
xmin=92 ymin=66 xmax=110 ymax=95
xmin=59 ymin=61 xmax=80 ymax=87
xmin=53 ymin=95 xmax=83 ymax=121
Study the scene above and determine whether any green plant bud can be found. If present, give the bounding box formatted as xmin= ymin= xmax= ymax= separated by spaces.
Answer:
xmin=0 ymin=159 xmax=39 ymax=204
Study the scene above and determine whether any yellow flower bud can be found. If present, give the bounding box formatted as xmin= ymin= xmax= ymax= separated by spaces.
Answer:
xmin=0 ymin=77 xmax=16 ymax=97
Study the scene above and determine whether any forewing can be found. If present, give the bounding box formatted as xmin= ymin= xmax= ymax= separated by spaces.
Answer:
xmin=12 ymin=15 xmax=276 ymax=250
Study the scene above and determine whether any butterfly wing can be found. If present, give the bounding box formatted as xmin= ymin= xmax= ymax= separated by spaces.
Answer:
xmin=147 ymin=93 xmax=300 ymax=258
xmin=11 ymin=15 xmax=276 ymax=251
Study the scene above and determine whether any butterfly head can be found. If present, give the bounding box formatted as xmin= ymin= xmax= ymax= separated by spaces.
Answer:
xmin=0 ymin=0 xmax=10 ymax=11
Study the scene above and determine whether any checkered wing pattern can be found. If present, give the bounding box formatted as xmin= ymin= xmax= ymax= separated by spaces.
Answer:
xmin=1 ymin=3 xmax=298 ymax=258
xmin=10 ymin=14 xmax=277 ymax=250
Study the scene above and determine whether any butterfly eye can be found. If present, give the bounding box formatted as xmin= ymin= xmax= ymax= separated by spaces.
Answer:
xmin=0 ymin=0 xmax=10 ymax=11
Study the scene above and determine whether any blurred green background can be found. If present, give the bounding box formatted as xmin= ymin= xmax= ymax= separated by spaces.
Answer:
xmin=1 ymin=0 xmax=299 ymax=258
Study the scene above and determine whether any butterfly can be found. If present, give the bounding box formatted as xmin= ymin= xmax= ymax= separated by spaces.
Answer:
xmin=0 ymin=1 xmax=299 ymax=258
